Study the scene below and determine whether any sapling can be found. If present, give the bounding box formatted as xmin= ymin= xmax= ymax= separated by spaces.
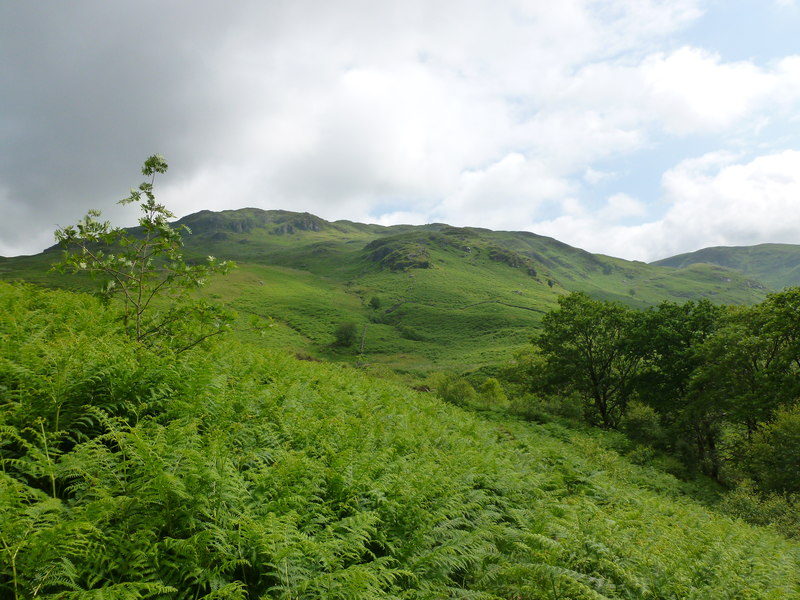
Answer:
xmin=54 ymin=155 xmax=236 ymax=354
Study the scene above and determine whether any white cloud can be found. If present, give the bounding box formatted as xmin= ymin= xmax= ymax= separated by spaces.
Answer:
xmin=433 ymin=153 xmax=576 ymax=231
xmin=640 ymin=47 xmax=777 ymax=134
xmin=657 ymin=149 xmax=800 ymax=247
xmin=536 ymin=150 xmax=800 ymax=261
xmin=601 ymin=193 xmax=648 ymax=221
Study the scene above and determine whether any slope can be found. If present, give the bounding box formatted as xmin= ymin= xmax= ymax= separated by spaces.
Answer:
xmin=652 ymin=243 xmax=800 ymax=290
xmin=2 ymin=280 xmax=798 ymax=599
xmin=0 ymin=208 xmax=770 ymax=373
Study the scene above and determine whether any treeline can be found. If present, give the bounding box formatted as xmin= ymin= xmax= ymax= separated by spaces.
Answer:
xmin=504 ymin=290 xmax=800 ymax=502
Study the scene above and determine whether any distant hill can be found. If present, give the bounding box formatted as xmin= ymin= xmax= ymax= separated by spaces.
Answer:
xmin=652 ymin=243 xmax=800 ymax=290
xmin=0 ymin=208 xmax=771 ymax=373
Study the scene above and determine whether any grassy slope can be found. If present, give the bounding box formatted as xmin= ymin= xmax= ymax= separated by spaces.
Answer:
xmin=652 ymin=243 xmax=800 ymax=290
xmin=0 ymin=209 xmax=770 ymax=373
xmin=2 ymin=280 xmax=798 ymax=598
xmin=186 ymin=210 xmax=768 ymax=372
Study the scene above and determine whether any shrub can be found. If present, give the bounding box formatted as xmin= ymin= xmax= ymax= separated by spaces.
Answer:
xmin=620 ymin=401 xmax=665 ymax=448
xmin=333 ymin=322 xmax=358 ymax=347
xmin=432 ymin=373 xmax=478 ymax=408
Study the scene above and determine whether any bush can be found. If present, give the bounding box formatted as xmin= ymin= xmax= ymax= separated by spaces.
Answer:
xmin=718 ymin=480 xmax=800 ymax=538
xmin=509 ymin=393 xmax=583 ymax=423
xmin=432 ymin=373 xmax=478 ymax=408
xmin=620 ymin=401 xmax=665 ymax=448
xmin=478 ymin=377 xmax=509 ymax=410
xmin=333 ymin=321 xmax=358 ymax=347
xmin=744 ymin=404 xmax=800 ymax=494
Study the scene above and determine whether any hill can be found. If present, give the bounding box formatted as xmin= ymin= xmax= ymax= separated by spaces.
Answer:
xmin=2 ymin=280 xmax=798 ymax=598
xmin=652 ymin=243 xmax=800 ymax=290
xmin=0 ymin=208 xmax=770 ymax=374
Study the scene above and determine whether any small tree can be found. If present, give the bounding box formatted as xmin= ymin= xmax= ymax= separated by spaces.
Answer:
xmin=744 ymin=404 xmax=800 ymax=494
xmin=432 ymin=372 xmax=478 ymax=408
xmin=334 ymin=322 xmax=358 ymax=347
xmin=54 ymin=155 xmax=236 ymax=354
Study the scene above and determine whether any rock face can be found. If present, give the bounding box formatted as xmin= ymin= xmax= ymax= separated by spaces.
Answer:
xmin=175 ymin=209 xmax=329 ymax=236
xmin=486 ymin=245 xmax=537 ymax=277
xmin=365 ymin=237 xmax=432 ymax=271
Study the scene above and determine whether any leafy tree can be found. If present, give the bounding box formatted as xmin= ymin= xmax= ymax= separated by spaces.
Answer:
xmin=54 ymin=155 xmax=235 ymax=354
xmin=744 ymin=404 xmax=800 ymax=494
xmin=535 ymin=292 xmax=642 ymax=429
xmin=432 ymin=372 xmax=478 ymax=408
xmin=687 ymin=289 xmax=800 ymax=481
xmin=634 ymin=299 xmax=722 ymax=415
xmin=694 ymin=299 xmax=799 ymax=437
xmin=630 ymin=300 xmax=725 ymax=475
xmin=333 ymin=321 xmax=358 ymax=347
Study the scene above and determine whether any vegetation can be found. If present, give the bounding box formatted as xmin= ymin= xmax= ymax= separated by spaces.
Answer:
xmin=333 ymin=321 xmax=358 ymax=347
xmin=511 ymin=290 xmax=800 ymax=536
xmin=53 ymin=156 xmax=235 ymax=354
xmin=2 ymin=280 xmax=799 ymax=599
xmin=535 ymin=293 xmax=642 ymax=429
xmin=652 ymin=242 xmax=800 ymax=289
xmin=2 ymin=162 xmax=800 ymax=597
xmin=1 ymin=207 xmax=774 ymax=373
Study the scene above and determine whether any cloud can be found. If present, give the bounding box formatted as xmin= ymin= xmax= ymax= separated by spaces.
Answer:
xmin=433 ymin=153 xmax=577 ymax=230
xmin=536 ymin=150 xmax=800 ymax=261
xmin=2 ymin=0 xmax=800 ymax=262
xmin=657 ymin=149 xmax=800 ymax=248
xmin=640 ymin=47 xmax=777 ymax=134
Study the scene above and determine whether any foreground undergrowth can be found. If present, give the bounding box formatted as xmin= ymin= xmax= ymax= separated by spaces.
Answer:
xmin=1 ymin=281 xmax=798 ymax=599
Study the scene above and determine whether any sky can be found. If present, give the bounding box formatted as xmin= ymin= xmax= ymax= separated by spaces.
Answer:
xmin=3 ymin=0 xmax=800 ymax=261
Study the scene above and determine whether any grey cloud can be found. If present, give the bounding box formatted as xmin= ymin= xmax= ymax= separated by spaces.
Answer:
xmin=6 ymin=0 xmax=795 ymax=262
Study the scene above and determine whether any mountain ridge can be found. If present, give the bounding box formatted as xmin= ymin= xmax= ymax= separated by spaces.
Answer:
xmin=651 ymin=242 xmax=800 ymax=289
xmin=0 ymin=207 xmax=784 ymax=373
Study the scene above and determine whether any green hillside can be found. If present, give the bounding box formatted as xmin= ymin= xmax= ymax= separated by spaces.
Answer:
xmin=0 ymin=208 xmax=770 ymax=373
xmin=2 ymin=280 xmax=798 ymax=599
xmin=652 ymin=243 xmax=800 ymax=290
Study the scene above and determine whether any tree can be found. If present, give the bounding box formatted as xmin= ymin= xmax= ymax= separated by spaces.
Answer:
xmin=694 ymin=295 xmax=800 ymax=436
xmin=535 ymin=292 xmax=641 ymax=428
xmin=628 ymin=300 xmax=725 ymax=475
xmin=334 ymin=321 xmax=358 ymax=347
xmin=478 ymin=377 xmax=508 ymax=410
xmin=54 ymin=155 xmax=236 ymax=354
xmin=744 ymin=404 xmax=800 ymax=494
xmin=431 ymin=372 xmax=478 ymax=408
xmin=633 ymin=299 xmax=722 ymax=415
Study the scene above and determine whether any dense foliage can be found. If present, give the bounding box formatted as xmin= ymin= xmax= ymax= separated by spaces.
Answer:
xmin=2 ymin=281 xmax=799 ymax=598
xmin=515 ymin=290 xmax=800 ymax=523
